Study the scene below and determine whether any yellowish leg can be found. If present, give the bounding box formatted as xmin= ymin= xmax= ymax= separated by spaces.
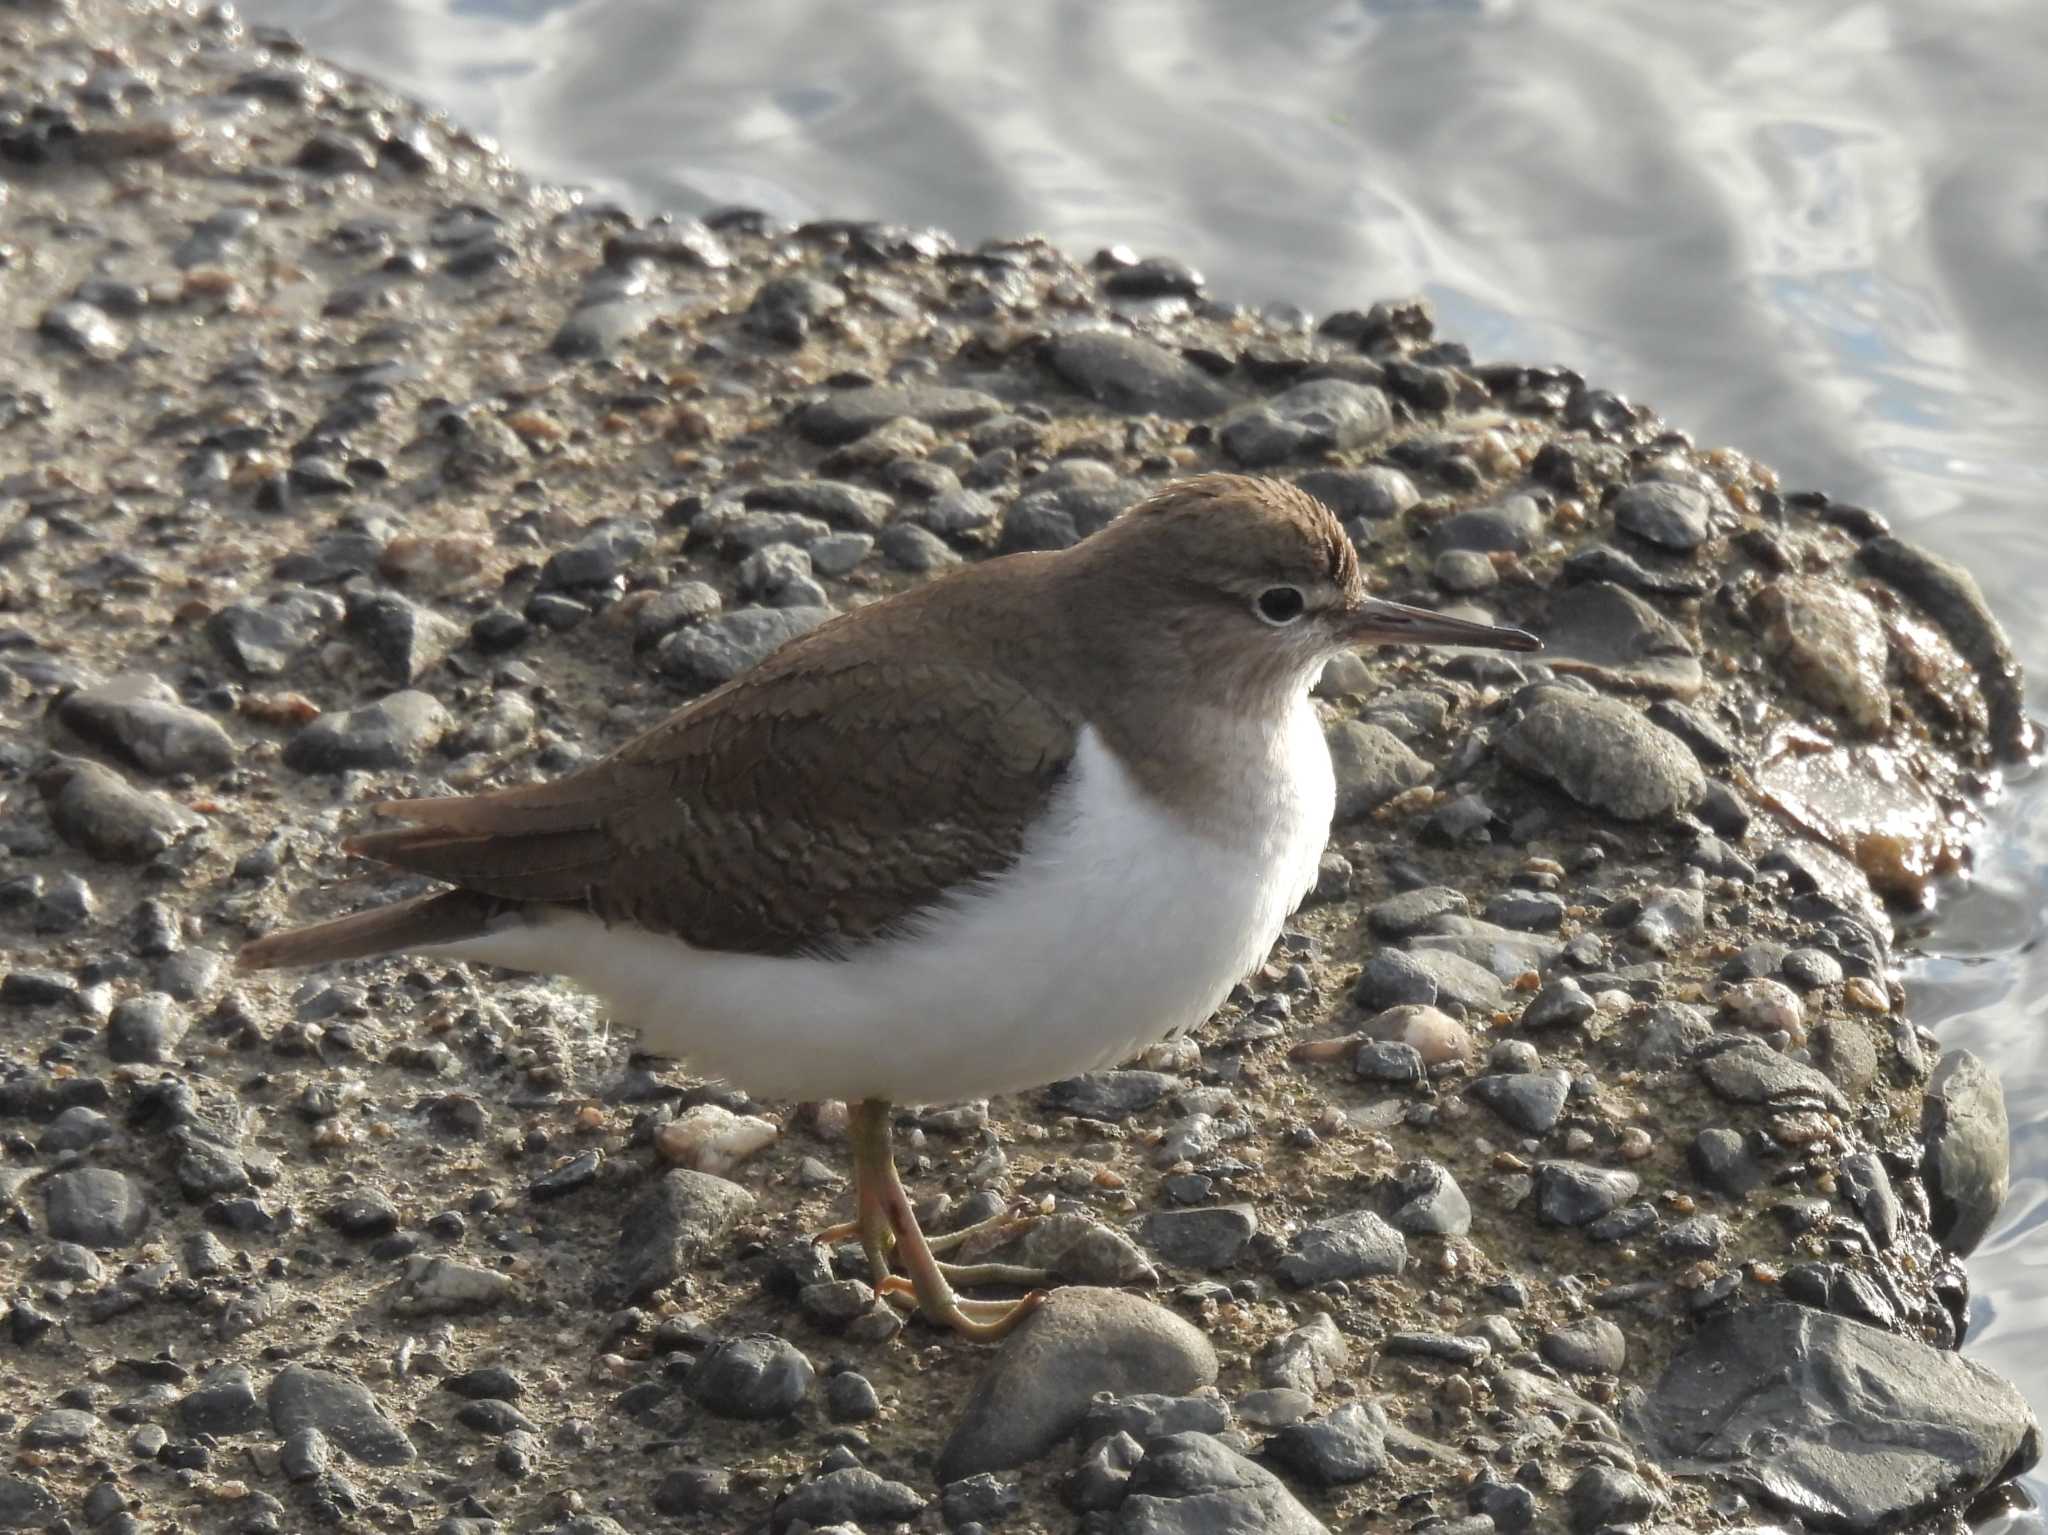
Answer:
xmin=849 ymin=1099 xmax=1046 ymax=1341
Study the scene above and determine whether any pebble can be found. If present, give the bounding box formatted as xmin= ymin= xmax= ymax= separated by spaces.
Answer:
xmin=282 ymin=689 xmax=449 ymax=772
xmin=824 ymin=1371 xmax=881 ymax=1422
xmin=107 ymin=992 xmax=186 ymax=1063
xmin=1758 ymin=577 xmax=1892 ymax=736
xmin=179 ymin=1365 xmax=267 ymax=1436
xmin=937 ymin=1288 xmax=1216 ymax=1479
xmin=1222 ymin=379 xmax=1391 ymax=466
xmin=1430 ymin=493 xmax=1546 ymax=554
xmin=34 ymin=872 xmax=97 ymax=934
xmin=1044 ymin=330 xmax=1234 ymax=417
xmin=1567 ymin=1466 xmax=1658 ymax=1532
xmin=1520 ymin=978 xmax=1596 ymax=1030
xmin=207 ymin=592 xmax=340 ymax=675
xmin=655 ymin=605 xmax=831 ymax=689
xmin=56 ymin=673 xmax=236 ymax=777
xmin=345 ymin=589 xmax=461 ymax=683
xmin=1542 ymin=580 xmax=1703 ymax=696
xmin=654 ymin=1104 xmax=777 ymax=1175
xmin=39 ymin=299 xmax=125 ymax=360
xmin=877 ymin=522 xmax=959 ymax=571
xmin=1044 ymin=1070 xmax=1175 ymax=1120
xmin=1497 ymin=688 xmax=1706 ymax=821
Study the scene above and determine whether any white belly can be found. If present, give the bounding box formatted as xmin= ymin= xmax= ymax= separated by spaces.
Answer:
xmin=427 ymin=707 xmax=1334 ymax=1105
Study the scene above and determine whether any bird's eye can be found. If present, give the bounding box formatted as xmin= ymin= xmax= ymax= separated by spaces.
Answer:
xmin=1255 ymin=586 xmax=1307 ymax=626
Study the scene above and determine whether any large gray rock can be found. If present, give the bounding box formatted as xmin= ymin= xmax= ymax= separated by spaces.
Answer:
xmin=938 ymin=1288 xmax=1217 ymax=1480
xmin=1498 ymin=688 xmax=1705 ymax=821
xmin=1922 ymin=1049 xmax=2009 ymax=1256
xmin=1631 ymin=1304 xmax=2039 ymax=1534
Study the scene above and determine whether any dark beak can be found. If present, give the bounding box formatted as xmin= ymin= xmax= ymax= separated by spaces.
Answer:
xmin=1344 ymin=595 xmax=1542 ymax=651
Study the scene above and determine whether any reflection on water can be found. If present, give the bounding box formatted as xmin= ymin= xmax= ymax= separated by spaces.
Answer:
xmin=243 ymin=0 xmax=2048 ymax=1494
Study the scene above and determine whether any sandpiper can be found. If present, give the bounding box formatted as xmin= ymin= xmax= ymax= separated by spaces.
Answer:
xmin=240 ymin=473 xmax=1539 ymax=1338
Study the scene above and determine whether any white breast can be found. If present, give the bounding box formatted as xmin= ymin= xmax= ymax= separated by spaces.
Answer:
xmin=428 ymin=701 xmax=1335 ymax=1105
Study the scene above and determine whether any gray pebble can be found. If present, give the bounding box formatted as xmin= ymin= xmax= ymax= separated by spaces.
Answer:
xmin=283 ymin=690 xmax=450 ymax=773
xmin=1540 ymin=1316 xmax=1626 ymax=1374
xmin=56 ymin=673 xmax=235 ymax=777
xmin=1533 ymin=1161 xmax=1640 ymax=1226
xmin=1326 ymin=720 xmax=1429 ymax=820
xmin=1613 ymin=480 xmax=1714 ymax=551
xmin=45 ymin=1167 xmax=149 ymax=1248
xmin=1498 ymin=688 xmax=1706 ymax=821
xmin=268 ymin=1364 xmax=415 ymax=1466
xmin=36 ymin=756 xmax=199 ymax=863
xmin=654 ymin=606 xmax=832 ymax=690
xmin=793 ymin=383 xmax=1000 ymax=444
xmin=1277 ymin=1209 xmax=1406 ymax=1286
xmin=1044 ymin=330 xmax=1233 ymax=417
xmin=685 ymin=1334 xmax=814 ymax=1419
xmin=1135 ymin=1205 xmax=1257 ymax=1270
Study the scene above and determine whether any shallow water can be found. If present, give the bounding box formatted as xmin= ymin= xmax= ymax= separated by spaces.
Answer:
xmin=245 ymin=0 xmax=2048 ymax=1495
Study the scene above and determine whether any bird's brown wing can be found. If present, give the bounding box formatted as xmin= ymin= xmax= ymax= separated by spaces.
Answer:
xmin=345 ymin=652 xmax=1079 ymax=956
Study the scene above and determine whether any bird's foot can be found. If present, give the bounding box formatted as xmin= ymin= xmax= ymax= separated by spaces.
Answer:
xmin=877 ymin=1274 xmax=1047 ymax=1341
xmin=922 ymin=1204 xmax=1036 ymax=1257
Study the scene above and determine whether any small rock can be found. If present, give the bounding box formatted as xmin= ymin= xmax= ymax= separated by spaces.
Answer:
xmin=607 ymin=1169 xmax=755 ymax=1302
xmin=794 ymin=384 xmax=1001 ymax=445
xmin=1135 ymin=1206 xmax=1257 ymax=1270
xmin=654 ymin=1104 xmax=777 ymax=1176
xmin=1469 ymin=1072 xmax=1570 ymax=1134
xmin=180 ymin=1365 xmax=266 ymax=1436
xmin=44 ymin=1167 xmax=149 ymax=1247
xmin=1612 ymin=481 xmax=1714 ymax=551
xmin=1116 ymin=1432 xmax=1329 ymax=1534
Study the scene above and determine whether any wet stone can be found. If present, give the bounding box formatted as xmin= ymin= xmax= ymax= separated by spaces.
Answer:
xmin=1044 ymin=330 xmax=1234 ymax=417
xmin=1498 ymin=688 xmax=1706 ymax=822
xmin=268 ymin=1365 xmax=415 ymax=1466
xmin=1533 ymin=1162 xmax=1640 ymax=1226
xmin=1922 ymin=1049 xmax=2009 ymax=1257
xmin=1631 ymin=1304 xmax=2037 ymax=1535
xmin=938 ymin=1288 xmax=1217 ymax=1480
xmin=1277 ymin=1209 xmax=1406 ymax=1286
xmin=56 ymin=673 xmax=235 ymax=777
xmin=283 ymin=690 xmax=449 ymax=773
xmin=686 ymin=1334 xmax=814 ymax=1419
xmin=1757 ymin=577 xmax=1892 ymax=736
xmin=655 ymin=606 xmax=832 ymax=689
xmin=1612 ymin=481 xmax=1715 ymax=551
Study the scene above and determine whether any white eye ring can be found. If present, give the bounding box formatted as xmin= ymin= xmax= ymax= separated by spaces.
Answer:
xmin=1255 ymin=586 xmax=1307 ymax=626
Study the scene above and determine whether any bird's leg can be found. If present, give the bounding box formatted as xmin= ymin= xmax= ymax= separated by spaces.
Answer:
xmin=841 ymin=1098 xmax=899 ymax=1291
xmin=852 ymin=1097 xmax=1046 ymax=1341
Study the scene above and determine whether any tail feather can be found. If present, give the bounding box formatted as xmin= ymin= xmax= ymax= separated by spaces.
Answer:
xmin=237 ymin=889 xmax=501 ymax=971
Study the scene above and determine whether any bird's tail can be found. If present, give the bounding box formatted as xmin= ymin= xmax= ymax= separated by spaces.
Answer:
xmin=237 ymin=889 xmax=499 ymax=971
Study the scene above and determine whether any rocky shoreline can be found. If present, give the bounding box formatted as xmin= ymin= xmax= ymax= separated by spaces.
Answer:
xmin=0 ymin=1 xmax=2038 ymax=1531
